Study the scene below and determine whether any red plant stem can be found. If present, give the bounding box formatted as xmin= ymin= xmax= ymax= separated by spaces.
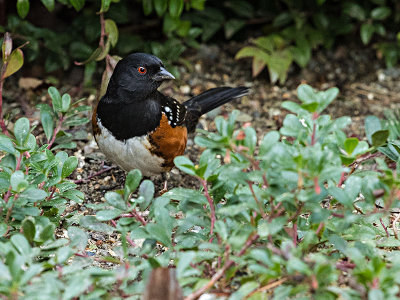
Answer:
xmin=316 ymin=222 xmax=324 ymax=236
xmin=47 ymin=115 xmax=64 ymax=149
xmin=247 ymin=181 xmax=267 ymax=219
xmin=99 ymin=13 xmax=106 ymax=49
xmin=74 ymin=166 xmax=114 ymax=184
xmin=184 ymin=233 xmax=259 ymax=300
xmin=310 ymin=122 xmax=316 ymax=146
xmin=0 ymin=78 xmax=7 ymax=135
xmin=47 ymin=187 xmax=56 ymax=201
xmin=380 ymin=218 xmax=389 ymax=237
xmin=126 ymin=235 xmax=136 ymax=247
xmin=331 ymin=213 xmax=344 ymax=218
xmin=336 ymin=261 xmax=356 ymax=271
xmin=293 ymin=223 xmax=298 ymax=247
xmin=131 ymin=210 xmax=147 ymax=226
xmin=200 ymin=178 xmax=216 ymax=242
xmin=313 ymin=177 xmax=321 ymax=194
xmin=372 ymin=278 xmax=379 ymax=289
xmin=337 ymin=172 xmax=346 ymax=187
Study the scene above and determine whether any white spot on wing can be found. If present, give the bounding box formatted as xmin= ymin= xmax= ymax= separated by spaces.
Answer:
xmin=164 ymin=106 xmax=171 ymax=112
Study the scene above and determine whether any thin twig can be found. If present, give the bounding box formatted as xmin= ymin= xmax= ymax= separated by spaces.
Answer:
xmin=47 ymin=115 xmax=64 ymax=149
xmin=184 ymin=234 xmax=259 ymax=300
xmin=74 ymin=166 xmax=115 ymax=184
xmin=393 ymin=213 xmax=400 ymax=239
xmin=315 ymin=222 xmax=324 ymax=236
xmin=380 ymin=218 xmax=389 ymax=238
xmin=247 ymin=181 xmax=267 ymax=219
xmin=247 ymin=277 xmax=289 ymax=297
xmin=200 ymin=178 xmax=216 ymax=242
xmin=131 ymin=210 xmax=147 ymax=226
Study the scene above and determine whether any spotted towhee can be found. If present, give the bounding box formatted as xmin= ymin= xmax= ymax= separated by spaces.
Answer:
xmin=92 ymin=53 xmax=249 ymax=176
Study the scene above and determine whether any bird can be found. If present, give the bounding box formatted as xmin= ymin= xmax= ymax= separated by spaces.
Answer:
xmin=92 ymin=53 xmax=249 ymax=177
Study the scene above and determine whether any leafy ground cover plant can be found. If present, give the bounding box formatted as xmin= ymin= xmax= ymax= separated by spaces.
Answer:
xmin=2 ymin=81 xmax=400 ymax=298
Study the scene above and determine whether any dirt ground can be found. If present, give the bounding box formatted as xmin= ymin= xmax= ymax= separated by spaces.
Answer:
xmin=3 ymin=41 xmax=400 ymax=259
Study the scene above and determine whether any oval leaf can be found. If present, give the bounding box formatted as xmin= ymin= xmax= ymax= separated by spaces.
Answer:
xmin=105 ymin=19 xmax=119 ymax=47
xmin=3 ymin=49 xmax=24 ymax=79
xmin=16 ymin=0 xmax=30 ymax=19
xmin=14 ymin=117 xmax=30 ymax=146
xmin=61 ymin=156 xmax=78 ymax=178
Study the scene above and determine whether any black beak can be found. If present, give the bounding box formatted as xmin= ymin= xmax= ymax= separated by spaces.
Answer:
xmin=152 ymin=67 xmax=175 ymax=82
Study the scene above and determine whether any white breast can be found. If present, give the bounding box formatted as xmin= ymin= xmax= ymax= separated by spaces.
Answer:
xmin=95 ymin=119 xmax=165 ymax=176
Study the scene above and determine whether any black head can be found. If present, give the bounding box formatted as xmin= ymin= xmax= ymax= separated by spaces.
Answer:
xmin=104 ymin=53 xmax=175 ymax=102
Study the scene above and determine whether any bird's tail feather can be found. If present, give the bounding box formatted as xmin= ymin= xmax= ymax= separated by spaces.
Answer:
xmin=183 ymin=86 xmax=249 ymax=132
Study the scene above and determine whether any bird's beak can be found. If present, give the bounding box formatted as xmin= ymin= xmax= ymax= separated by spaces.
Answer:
xmin=152 ymin=67 xmax=175 ymax=82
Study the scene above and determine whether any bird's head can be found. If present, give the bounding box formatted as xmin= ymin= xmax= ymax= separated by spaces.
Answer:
xmin=105 ymin=53 xmax=175 ymax=101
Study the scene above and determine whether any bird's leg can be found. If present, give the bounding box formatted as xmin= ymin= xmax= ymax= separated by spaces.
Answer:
xmin=159 ymin=172 xmax=170 ymax=196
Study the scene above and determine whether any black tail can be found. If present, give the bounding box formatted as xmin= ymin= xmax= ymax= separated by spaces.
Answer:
xmin=183 ymin=87 xmax=249 ymax=132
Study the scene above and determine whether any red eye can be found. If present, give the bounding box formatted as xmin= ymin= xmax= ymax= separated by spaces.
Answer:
xmin=138 ymin=67 xmax=147 ymax=74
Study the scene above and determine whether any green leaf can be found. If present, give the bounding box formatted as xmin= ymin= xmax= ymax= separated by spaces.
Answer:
xmin=360 ymin=23 xmax=374 ymax=45
xmin=154 ymin=0 xmax=168 ymax=16
xmin=177 ymin=251 xmax=196 ymax=278
xmin=38 ymin=224 xmax=55 ymax=243
xmin=124 ymin=169 xmax=142 ymax=198
xmin=365 ymin=115 xmax=381 ymax=144
xmin=297 ymin=84 xmax=316 ymax=103
xmin=14 ymin=117 xmax=30 ymax=147
xmin=146 ymin=223 xmax=171 ymax=246
xmin=96 ymin=209 xmax=123 ymax=221
xmin=235 ymin=46 xmax=269 ymax=62
xmin=371 ymin=7 xmax=391 ymax=20
xmin=68 ymin=226 xmax=88 ymax=251
xmin=100 ymin=0 xmax=111 ymax=12
xmin=371 ymin=130 xmax=389 ymax=147
xmin=328 ymin=187 xmax=352 ymax=206
xmin=257 ymin=217 xmax=287 ymax=237
xmin=63 ymin=189 xmax=84 ymax=203
xmin=105 ymin=191 xmax=127 ymax=210
xmin=48 ymin=87 xmax=62 ymax=112
xmin=19 ymin=188 xmax=47 ymax=201
xmin=259 ymin=131 xmax=280 ymax=155
xmin=138 ymin=180 xmax=154 ymax=210
xmin=169 ymin=0 xmax=184 ymax=18
xmin=41 ymin=0 xmax=55 ymax=11
xmin=22 ymin=218 xmax=36 ymax=244
xmin=343 ymin=3 xmax=366 ymax=21
xmin=39 ymin=104 xmax=54 ymax=142
xmin=143 ymin=0 xmax=153 ymax=15
xmin=344 ymin=138 xmax=359 ymax=155
xmin=11 ymin=234 xmax=31 ymax=255
xmin=174 ymin=156 xmax=197 ymax=176
xmin=301 ymin=102 xmax=318 ymax=113
xmin=191 ymin=0 xmax=205 ymax=10
xmin=61 ymin=156 xmax=78 ymax=178
xmin=76 ymin=47 xmax=103 ymax=65
xmin=105 ymin=19 xmax=118 ymax=47
xmin=16 ymin=0 xmax=30 ymax=18
xmin=352 ymin=141 xmax=369 ymax=156
xmin=3 ymin=49 xmax=24 ymax=79
xmin=80 ymin=216 xmax=115 ymax=234
xmin=0 ymin=135 xmax=17 ymax=154
xmin=70 ymin=0 xmax=85 ymax=11
xmin=224 ymin=19 xmax=245 ymax=39
xmin=61 ymin=94 xmax=71 ymax=112
xmin=229 ymin=281 xmax=259 ymax=300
